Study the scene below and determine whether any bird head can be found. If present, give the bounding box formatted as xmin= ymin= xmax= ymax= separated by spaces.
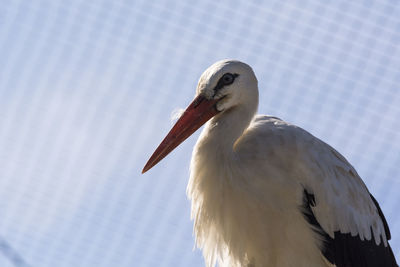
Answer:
xmin=196 ymin=59 xmax=258 ymax=114
xmin=142 ymin=59 xmax=258 ymax=173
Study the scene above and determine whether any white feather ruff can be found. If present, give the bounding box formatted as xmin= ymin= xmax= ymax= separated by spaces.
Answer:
xmin=187 ymin=116 xmax=387 ymax=267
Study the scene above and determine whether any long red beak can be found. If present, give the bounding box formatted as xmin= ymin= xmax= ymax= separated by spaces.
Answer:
xmin=142 ymin=95 xmax=219 ymax=173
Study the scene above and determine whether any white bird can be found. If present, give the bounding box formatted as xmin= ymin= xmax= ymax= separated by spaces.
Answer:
xmin=142 ymin=59 xmax=398 ymax=267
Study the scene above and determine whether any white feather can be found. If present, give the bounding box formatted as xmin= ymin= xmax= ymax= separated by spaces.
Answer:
xmin=170 ymin=108 xmax=185 ymax=124
xmin=186 ymin=60 xmax=388 ymax=267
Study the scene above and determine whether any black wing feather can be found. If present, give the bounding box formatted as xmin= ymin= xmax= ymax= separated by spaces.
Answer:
xmin=369 ymin=193 xmax=391 ymax=240
xmin=302 ymin=189 xmax=398 ymax=267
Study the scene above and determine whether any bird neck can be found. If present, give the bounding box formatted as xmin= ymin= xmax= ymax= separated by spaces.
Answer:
xmin=199 ymin=105 xmax=256 ymax=155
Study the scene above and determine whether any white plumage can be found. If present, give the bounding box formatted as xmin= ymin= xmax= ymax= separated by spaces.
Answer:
xmin=189 ymin=114 xmax=384 ymax=267
xmin=143 ymin=60 xmax=397 ymax=267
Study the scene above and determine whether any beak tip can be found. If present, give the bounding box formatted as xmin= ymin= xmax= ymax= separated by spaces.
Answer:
xmin=142 ymin=159 xmax=156 ymax=174
xmin=141 ymin=95 xmax=218 ymax=175
xmin=141 ymin=165 xmax=150 ymax=174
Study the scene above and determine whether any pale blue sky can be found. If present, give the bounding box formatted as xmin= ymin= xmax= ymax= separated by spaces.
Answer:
xmin=0 ymin=0 xmax=399 ymax=266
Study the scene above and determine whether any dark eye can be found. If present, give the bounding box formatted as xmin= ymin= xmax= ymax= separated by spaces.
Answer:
xmin=222 ymin=74 xmax=234 ymax=84
xmin=221 ymin=73 xmax=235 ymax=85
xmin=213 ymin=73 xmax=239 ymax=94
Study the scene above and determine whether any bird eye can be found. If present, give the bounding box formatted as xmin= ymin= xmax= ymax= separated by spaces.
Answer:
xmin=213 ymin=73 xmax=239 ymax=94
xmin=222 ymin=73 xmax=235 ymax=85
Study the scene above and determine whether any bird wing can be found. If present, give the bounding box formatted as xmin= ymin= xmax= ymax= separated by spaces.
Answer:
xmin=247 ymin=115 xmax=398 ymax=267
xmin=302 ymin=188 xmax=397 ymax=267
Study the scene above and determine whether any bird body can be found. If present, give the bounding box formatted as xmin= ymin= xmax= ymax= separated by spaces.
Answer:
xmin=189 ymin=114 xmax=387 ymax=267
xmin=143 ymin=60 xmax=397 ymax=267
xmin=189 ymin=115 xmax=328 ymax=267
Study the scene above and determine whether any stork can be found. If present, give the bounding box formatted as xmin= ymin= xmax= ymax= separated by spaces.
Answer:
xmin=142 ymin=60 xmax=398 ymax=267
